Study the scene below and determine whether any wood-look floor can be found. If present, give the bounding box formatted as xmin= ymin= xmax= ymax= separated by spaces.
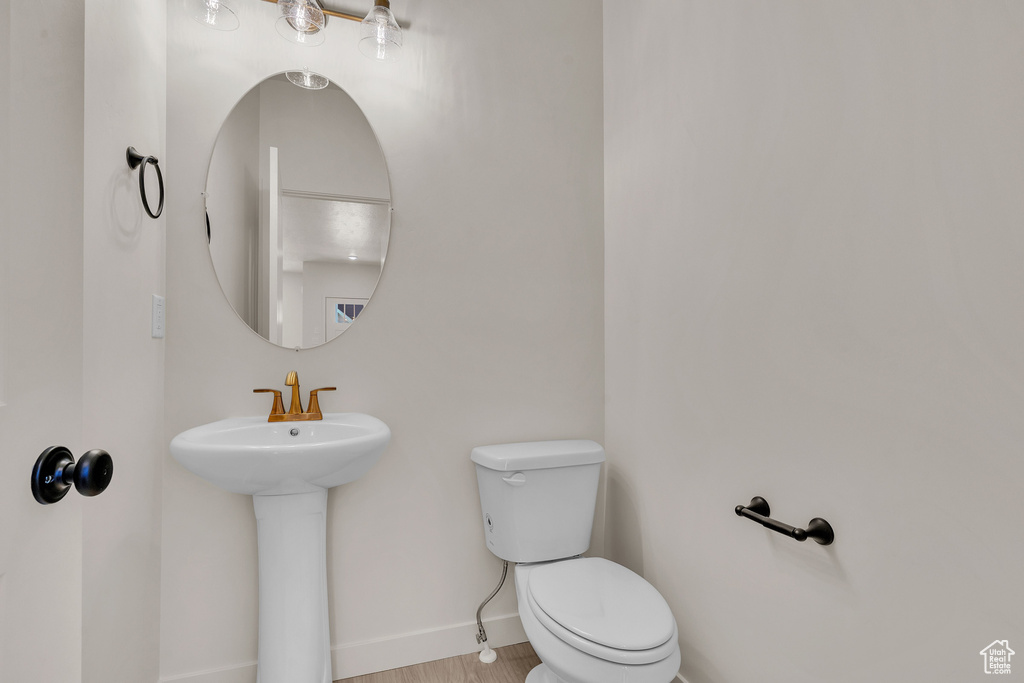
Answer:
xmin=338 ymin=643 xmax=541 ymax=683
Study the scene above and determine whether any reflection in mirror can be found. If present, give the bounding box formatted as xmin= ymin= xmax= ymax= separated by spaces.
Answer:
xmin=206 ymin=74 xmax=390 ymax=349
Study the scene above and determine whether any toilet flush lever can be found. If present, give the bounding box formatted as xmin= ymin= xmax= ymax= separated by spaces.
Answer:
xmin=501 ymin=472 xmax=527 ymax=486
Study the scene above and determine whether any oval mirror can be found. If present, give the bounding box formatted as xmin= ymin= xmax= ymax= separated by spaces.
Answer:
xmin=205 ymin=74 xmax=391 ymax=349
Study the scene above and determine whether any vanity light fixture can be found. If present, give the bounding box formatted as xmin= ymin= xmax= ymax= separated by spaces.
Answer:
xmin=285 ymin=67 xmax=330 ymax=90
xmin=190 ymin=0 xmax=240 ymax=31
xmin=347 ymin=255 xmax=358 ymax=260
xmin=252 ymin=0 xmax=403 ymax=60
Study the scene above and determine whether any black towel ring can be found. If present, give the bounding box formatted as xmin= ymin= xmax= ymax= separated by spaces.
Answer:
xmin=126 ymin=146 xmax=164 ymax=219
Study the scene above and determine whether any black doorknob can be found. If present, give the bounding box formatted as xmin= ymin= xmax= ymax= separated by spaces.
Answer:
xmin=31 ymin=446 xmax=114 ymax=505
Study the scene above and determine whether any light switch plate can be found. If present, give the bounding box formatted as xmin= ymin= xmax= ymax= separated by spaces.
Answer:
xmin=152 ymin=294 xmax=165 ymax=338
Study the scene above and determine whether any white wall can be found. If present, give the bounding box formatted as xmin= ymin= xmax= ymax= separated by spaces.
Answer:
xmin=82 ymin=1 xmax=166 ymax=681
xmin=163 ymin=2 xmax=604 ymax=681
xmin=603 ymin=2 xmax=1024 ymax=682
xmin=0 ymin=2 xmax=164 ymax=680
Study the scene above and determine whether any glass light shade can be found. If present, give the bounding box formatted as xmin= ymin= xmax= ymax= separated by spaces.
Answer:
xmin=359 ymin=1 xmax=402 ymax=62
xmin=190 ymin=0 xmax=239 ymax=31
xmin=285 ymin=68 xmax=329 ymax=90
xmin=276 ymin=0 xmax=326 ymax=47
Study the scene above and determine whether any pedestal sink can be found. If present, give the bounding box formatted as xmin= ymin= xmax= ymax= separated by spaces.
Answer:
xmin=170 ymin=413 xmax=391 ymax=683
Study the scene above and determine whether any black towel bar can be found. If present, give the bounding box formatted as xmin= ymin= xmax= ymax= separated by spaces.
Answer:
xmin=735 ymin=496 xmax=834 ymax=545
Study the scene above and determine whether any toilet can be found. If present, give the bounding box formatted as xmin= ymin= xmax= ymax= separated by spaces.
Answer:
xmin=471 ymin=440 xmax=681 ymax=683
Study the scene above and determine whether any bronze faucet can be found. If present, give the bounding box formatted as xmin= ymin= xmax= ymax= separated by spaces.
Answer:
xmin=254 ymin=372 xmax=336 ymax=422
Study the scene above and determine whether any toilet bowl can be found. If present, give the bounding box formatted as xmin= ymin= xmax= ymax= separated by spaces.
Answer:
xmin=471 ymin=440 xmax=681 ymax=683
xmin=515 ymin=559 xmax=681 ymax=683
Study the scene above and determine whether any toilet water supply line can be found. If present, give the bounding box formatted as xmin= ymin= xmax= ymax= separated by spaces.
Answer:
xmin=476 ymin=560 xmax=509 ymax=663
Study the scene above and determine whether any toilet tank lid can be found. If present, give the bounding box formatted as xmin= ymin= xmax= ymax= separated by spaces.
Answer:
xmin=471 ymin=440 xmax=605 ymax=471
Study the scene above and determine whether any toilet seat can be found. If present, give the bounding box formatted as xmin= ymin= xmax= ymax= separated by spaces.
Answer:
xmin=526 ymin=558 xmax=678 ymax=666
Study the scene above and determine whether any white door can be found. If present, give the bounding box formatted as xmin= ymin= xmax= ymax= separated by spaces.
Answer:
xmin=0 ymin=0 xmax=87 ymax=678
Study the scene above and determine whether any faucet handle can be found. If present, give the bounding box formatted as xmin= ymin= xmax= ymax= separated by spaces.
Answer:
xmin=306 ymin=387 xmax=337 ymax=418
xmin=253 ymin=389 xmax=285 ymax=418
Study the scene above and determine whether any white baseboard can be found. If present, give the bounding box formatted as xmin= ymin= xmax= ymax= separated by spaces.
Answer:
xmin=159 ymin=613 xmax=527 ymax=683
xmin=332 ymin=612 xmax=527 ymax=679
xmin=159 ymin=661 xmax=256 ymax=683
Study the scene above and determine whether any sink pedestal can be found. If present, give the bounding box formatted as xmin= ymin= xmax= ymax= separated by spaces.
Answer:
xmin=253 ymin=489 xmax=332 ymax=683
xmin=170 ymin=413 xmax=391 ymax=683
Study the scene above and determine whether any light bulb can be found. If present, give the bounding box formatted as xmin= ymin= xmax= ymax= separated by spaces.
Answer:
xmin=276 ymin=0 xmax=326 ymax=47
xmin=359 ymin=0 xmax=402 ymax=62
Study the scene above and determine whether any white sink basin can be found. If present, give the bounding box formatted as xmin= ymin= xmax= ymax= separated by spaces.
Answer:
xmin=169 ymin=411 xmax=391 ymax=683
xmin=170 ymin=412 xmax=390 ymax=496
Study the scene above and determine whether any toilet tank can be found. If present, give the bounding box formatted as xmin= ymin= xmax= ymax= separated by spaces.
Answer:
xmin=471 ymin=440 xmax=604 ymax=563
